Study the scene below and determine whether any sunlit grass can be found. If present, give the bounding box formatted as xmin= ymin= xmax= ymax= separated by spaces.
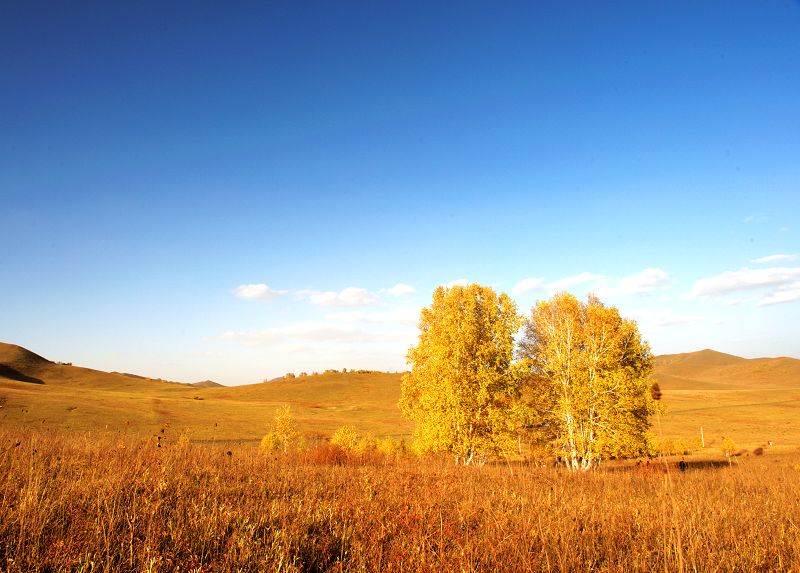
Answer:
xmin=2 ymin=429 xmax=799 ymax=572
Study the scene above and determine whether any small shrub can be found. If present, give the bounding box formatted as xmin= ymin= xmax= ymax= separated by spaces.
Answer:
xmin=721 ymin=436 xmax=737 ymax=457
xmin=305 ymin=442 xmax=349 ymax=465
xmin=273 ymin=405 xmax=298 ymax=452
xmin=331 ymin=425 xmax=359 ymax=450
xmin=356 ymin=432 xmax=378 ymax=454
xmin=260 ymin=432 xmax=280 ymax=452
xmin=377 ymin=437 xmax=400 ymax=457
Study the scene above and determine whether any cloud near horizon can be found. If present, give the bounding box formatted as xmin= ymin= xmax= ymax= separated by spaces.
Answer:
xmin=688 ymin=267 xmax=800 ymax=305
xmin=596 ymin=268 xmax=672 ymax=297
xmin=386 ymin=283 xmax=415 ymax=296
xmin=511 ymin=277 xmax=544 ymax=296
xmin=512 ymin=268 xmax=671 ymax=298
xmin=751 ymin=254 xmax=798 ymax=264
xmin=232 ymin=283 xmax=287 ymax=300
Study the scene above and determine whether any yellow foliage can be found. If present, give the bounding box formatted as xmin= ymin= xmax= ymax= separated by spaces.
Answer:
xmin=356 ymin=432 xmax=378 ymax=453
xmin=259 ymin=432 xmax=279 ymax=452
xmin=331 ymin=425 xmax=359 ymax=450
xmin=401 ymin=284 xmax=524 ymax=465
xmin=520 ymin=293 xmax=654 ymax=470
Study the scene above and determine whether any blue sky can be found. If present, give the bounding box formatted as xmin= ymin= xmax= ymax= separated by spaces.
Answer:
xmin=2 ymin=1 xmax=798 ymax=385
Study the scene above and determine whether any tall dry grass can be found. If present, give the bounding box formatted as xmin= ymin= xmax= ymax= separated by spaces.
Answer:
xmin=1 ymin=429 xmax=799 ymax=572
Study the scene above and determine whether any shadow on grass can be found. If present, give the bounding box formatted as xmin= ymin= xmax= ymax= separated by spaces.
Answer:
xmin=0 ymin=365 xmax=44 ymax=384
xmin=600 ymin=458 xmax=734 ymax=473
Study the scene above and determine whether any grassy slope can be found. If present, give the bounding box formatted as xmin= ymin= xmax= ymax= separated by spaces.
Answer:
xmin=0 ymin=342 xmax=410 ymax=442
xmin=653 ymin=349 xmax=800 ymax=449
xmin=2 ymin=342 xmax=799 ymax=449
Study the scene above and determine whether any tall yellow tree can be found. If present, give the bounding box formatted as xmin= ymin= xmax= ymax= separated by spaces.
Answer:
xmin=400 ymin=284 xmax=524 ymax=465
xmin=519 ymin=293 xmax=654 ymax=470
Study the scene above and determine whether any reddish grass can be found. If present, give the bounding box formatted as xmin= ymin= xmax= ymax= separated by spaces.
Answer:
xmin=1 ymin=430 xmax=799 ymax=572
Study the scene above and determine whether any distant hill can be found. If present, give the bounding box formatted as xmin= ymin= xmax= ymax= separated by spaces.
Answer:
xmin=0 ymin=341 xmax=408 ymax=441
xmin=0 ymin=342 xmax=189 ymax=392
xmin=2 ymin=342 xmax=799 ymax=448
xmin=192 ymin=380 xmax=223 ymax=388
xmin=654 ymin=349 xmax=800 ymax=390
xmin=652 ymin=349 xmax=800 ymax=449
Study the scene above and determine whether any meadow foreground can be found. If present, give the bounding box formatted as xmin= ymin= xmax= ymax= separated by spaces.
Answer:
xmin=2 ymin=430 xmax=799 ymax=572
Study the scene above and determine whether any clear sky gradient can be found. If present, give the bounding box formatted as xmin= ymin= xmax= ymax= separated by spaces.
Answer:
xmin=2 ymin=1 xmax=798 ymax=384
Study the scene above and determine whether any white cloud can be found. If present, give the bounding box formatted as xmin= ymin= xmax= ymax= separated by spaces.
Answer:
xmin=386 ymin=283 xmax=415 ymax=297
xmin=326 ymin=307 xmax=420 ymax=325
xmin=758 ymin=283 xmax=800 ymax=306
xmin=514 ymin=268 xmax=672 ymax=299
xmin=297 ymin=287 xmax=379 ymax=307
xmin=722 ymin=298 xmax=751 ymax=306
xmin=603 ymin=268 xmax=672 ymax=296
xmin=233 ymin=283 xmax=286 ymax=300
xmin=688 ymin=267 xmax=800 ymax=298
xmin=512 ymin=277 xmax=544 ymax=296
xmin=751 ymin=254 xmax=797 ymax=264
xmin=547 ymin=272 xmax=599 ymax=291
xmin=445 ymin=278 xmax=469 ymax=288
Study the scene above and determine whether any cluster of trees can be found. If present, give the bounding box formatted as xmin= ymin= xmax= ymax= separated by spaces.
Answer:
xmin=400 ymin=284 xmax=656 ymax=470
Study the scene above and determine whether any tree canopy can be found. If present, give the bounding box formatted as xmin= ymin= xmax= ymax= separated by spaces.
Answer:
xmin=400 ymin=284 xmax=524 ymax=465
xmin=519 ymin=293 xmax=654 ymax=470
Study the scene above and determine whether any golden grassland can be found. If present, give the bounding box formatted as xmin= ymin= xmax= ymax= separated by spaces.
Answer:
xmin=2 ymin=429 xmax=800 ymax=572
xmin=3 ymin=343 xmax=800 ymax=571
xmin=2 ymin=343 xmax=800 ymax=451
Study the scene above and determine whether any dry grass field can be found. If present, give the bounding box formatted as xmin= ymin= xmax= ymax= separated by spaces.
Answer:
xmin=2 ymin=429 xmax=800 ymax=572
xmin=3 ymin=342 xmax=800 ymax=571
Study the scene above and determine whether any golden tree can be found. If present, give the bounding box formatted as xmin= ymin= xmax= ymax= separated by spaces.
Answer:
xmin=519 ymin=293 xmax=654 ymax=470
xmin=400 ymin=284 xmax=524 ymax=465
xmin=260 ymin=405 xmax=298 ymax=453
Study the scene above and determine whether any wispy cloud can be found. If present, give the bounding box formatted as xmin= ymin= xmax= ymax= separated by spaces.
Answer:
xmin=386 ymin=283 xmax=415 ymax=297
xmin=548 ymin=272 xmax=599 ymax=291
xmin=751 ymin=254 xmax=797 ymax=264
xmin=688 ymin=267 xmax=800 ymax=298
xmin=758 ymin=284 xmax=800 ymax=306
xmin=444 ymin=278 xmax=469 ymax=288
xmin=597 ymin=268 xmax=672 ymax=297
xmin=512 ymin=277 xmax=544 ymax=296
xmin=233 ymin=283 xmax=286 ymax=300
xmin=513 ymin=268 xmax=672 ymax=299
xmin=296 ymin=287 xmax=379 ymax=307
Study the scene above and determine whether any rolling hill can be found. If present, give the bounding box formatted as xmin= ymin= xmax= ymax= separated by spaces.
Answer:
xmin=652 ymin=349 xmax=800 ymax=449
xmin=2 ymin=342 xmax=799 ymax=449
